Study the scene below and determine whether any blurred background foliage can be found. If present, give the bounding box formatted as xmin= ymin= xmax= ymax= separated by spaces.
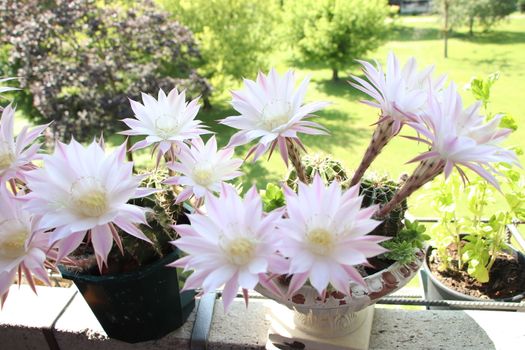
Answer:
xmin=0 ymin=0 xmax=210 ymax=141
xmin=283 ymin=0 xmax=391 ymax=80
xmin=0 ymin=0 xmax=523 ymax=220
xmin=157 ymin=0 xmax=280 ymax=90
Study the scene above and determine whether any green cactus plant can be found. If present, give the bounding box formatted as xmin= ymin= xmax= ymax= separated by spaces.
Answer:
xmin=117 ymin=170 xmax=185 ymax=266
xmin=286 ymin=153 xmax=349 ymax=189
xmin=70 ymin=170 xmax=188 ymax=275
xmin=359 ymin=174 xmax=408 ymax=237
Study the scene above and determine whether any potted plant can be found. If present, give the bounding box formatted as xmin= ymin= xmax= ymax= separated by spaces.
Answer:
xmin=0 ymin=52 xmax=519 ymax=342
xmin=421 ymin=73 xmax=525 ymax=305
xmin=424 ymin=171 xmax=525 ymax=304
xmin=163 ymin=53 xmax=518 ymax=338
xmin=0 ymin=85 xmax=222 ymax=342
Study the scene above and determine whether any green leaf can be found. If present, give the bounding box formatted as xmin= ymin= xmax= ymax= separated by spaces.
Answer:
xmin=468 ymin=264 xmax=489 ymax=283
xmin=498 ymin=113 xmax=518 ymax=131
xmin=260 ymin=183 xmax=286 ymax=212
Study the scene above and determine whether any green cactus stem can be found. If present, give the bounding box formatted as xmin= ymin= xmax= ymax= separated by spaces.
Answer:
xmin=66 ymin=170 xmax=187 ymax=275
xmin=286 ymin=153 xmax=349 ymax=189
xmin=359 ymin=174 xmax=407 ymax=237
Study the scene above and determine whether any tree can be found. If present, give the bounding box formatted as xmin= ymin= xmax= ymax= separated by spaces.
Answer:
xmin=434 ymin=0 xmax=517 ymax=40
xmin=158 ymin=0 xmax=279 ymax=88
xmin=472 ymin=0 xmax=517 ymax=33
xmin=0 ymin=0 xmax=210 ymax=142
xmin=284 ymin=0 xmax=390 ymax=81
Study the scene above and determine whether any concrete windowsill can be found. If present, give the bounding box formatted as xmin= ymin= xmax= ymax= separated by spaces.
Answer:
xmin=1 ymin=285 xmax=525 ymax=350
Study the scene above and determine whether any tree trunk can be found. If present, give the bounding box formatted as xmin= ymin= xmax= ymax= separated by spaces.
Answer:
xmin=469 ymin=17 xmax=474 ymax=36
xmin=332 ymin=68 xmax=339 ymax=81
xmin=444 ymin=0 xmax=449 ymax=59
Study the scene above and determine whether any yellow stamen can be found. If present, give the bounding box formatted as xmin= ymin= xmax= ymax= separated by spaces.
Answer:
xmin=306 ymin=228 xmax=334 ymax=256
xmin=225 ymin=237 xmax=256 ymax=266
xmin=70 ymin=177 xmax=108 ymax=217
xmin=0 ymin=223 xmax=28 ymax=259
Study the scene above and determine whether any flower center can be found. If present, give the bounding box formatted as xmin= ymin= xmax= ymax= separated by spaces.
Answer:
xmin=155 ymin=114 xmax=181 ymax=140
xmin=260 ymin=100 xmax=292 ymax=131
xmin=192 ymin=165 xmax=215 ymax=187
xmin=70 ymin=177 xmax=108 ymax=217
xmin=0 ymin=141 xmax=14 ymax=173
xmin=0 ymin=221 xmax=28 ymax=259
xmin=306 ymin=228 xmax=334 ymax=256
xmin=225 ymin=237 xmax=256 ymax=266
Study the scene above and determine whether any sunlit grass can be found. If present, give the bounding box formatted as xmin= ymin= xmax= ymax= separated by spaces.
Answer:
xmin=203 ymin=15 xmax=525 ymax=219
xmin=11 ymin=15 xmax=525 ymax=223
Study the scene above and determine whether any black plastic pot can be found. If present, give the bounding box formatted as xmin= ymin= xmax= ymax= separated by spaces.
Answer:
xmin=422 ymin=245 xmax=525 ymax=308
xmin=59 ymin=250 xmax=195 ymax=343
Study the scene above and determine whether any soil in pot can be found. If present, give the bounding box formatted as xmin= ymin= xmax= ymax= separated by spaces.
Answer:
xmin=428 ymin=243 xmax=525 ymax=299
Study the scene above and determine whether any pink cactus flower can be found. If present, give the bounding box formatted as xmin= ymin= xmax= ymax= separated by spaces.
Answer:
xmin=23 ymin=140 xmax=157 ymax=270
xmin=164 ymin=136 xmax=243 ymax=203
xmin=0 ymin=186 xmax=54 ymax=306
xmin=170 ymin=184 xmax=287 ymax=311
xmin=0 ymin=104 xmax=47 ymax=183
xmin=408 ymin=83 xmax=518 ymax=188
xmin=121 ymin=88 xmax=209 ymax=163
xmin=0 ymin=77 xmax=19 ymax=96
xmin=377 ymin=83 xmax=519 ymax=217
xmin=221 ymin=68 xmax=329 ymax=164
xmin=349 ymin=53 xmax=446 ymax=186
xmin=351 ymin=52 xmax=445 ymax=134
xmin=278 ymin=174 xmax=389 ymax=296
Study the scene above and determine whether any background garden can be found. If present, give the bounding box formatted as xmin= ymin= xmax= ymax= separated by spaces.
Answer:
xmin=1 ymin=0 xmax=524 ymax=220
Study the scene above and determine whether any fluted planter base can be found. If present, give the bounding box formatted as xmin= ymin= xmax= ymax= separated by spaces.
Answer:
xmin=258 ymin=249 xmax=425 ymax=349
xmin=293 ymin=304 xmax=370 ymax=338
xmin=267 ymin=303 xmax=375 ymax=350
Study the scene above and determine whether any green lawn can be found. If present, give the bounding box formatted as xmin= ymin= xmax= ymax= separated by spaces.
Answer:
xmin=11 ymin=14 xmax=525 ymax=219
xmin=191 ymin=14 xmax=525 ymax=218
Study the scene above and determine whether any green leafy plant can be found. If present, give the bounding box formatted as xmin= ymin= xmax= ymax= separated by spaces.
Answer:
xmin=426 ymin=73 xmax=524 ymax=283
xmin=467 ymin=72 xmax=500 ymax=111
xmin=429 ymin=170 xmax=524 ymax=283
xmin=467 ymin=73 xmax=518 ymax=132
xmin=380 ymin=220 xmax=430 ymax=264
xmin=260 ymin=183 xmax=286 ymax=212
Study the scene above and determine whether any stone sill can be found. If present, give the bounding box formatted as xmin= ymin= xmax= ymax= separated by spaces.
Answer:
xmin=1 ymin=285 xmax=525 ymax=350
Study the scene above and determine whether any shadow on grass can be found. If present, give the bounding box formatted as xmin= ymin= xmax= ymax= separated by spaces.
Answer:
xmin=304 ymin=108 xmax=369 ymax=154
xmin=392 ymin=25 xmax=441 ymax=42
xmin=462 ymin=53 xmax=512 ymax=70
xmin=455 ymin=30 xmax=525 ymax=45
xmin=392 ymin=25 xmax=525 ymax=45
xmin=237 ymin=160 xmax=281 ymax=191
xmin=198 ymin=103 xmax=237 ymax=146
xmin=314 ymin=77 xmax=364 ymax=100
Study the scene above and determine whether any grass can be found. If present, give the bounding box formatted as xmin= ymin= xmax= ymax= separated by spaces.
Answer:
xmin=194 ymin=14 xmax=525 ymax=219
xmin=10 ymin=14 xmax=525 ymax=222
